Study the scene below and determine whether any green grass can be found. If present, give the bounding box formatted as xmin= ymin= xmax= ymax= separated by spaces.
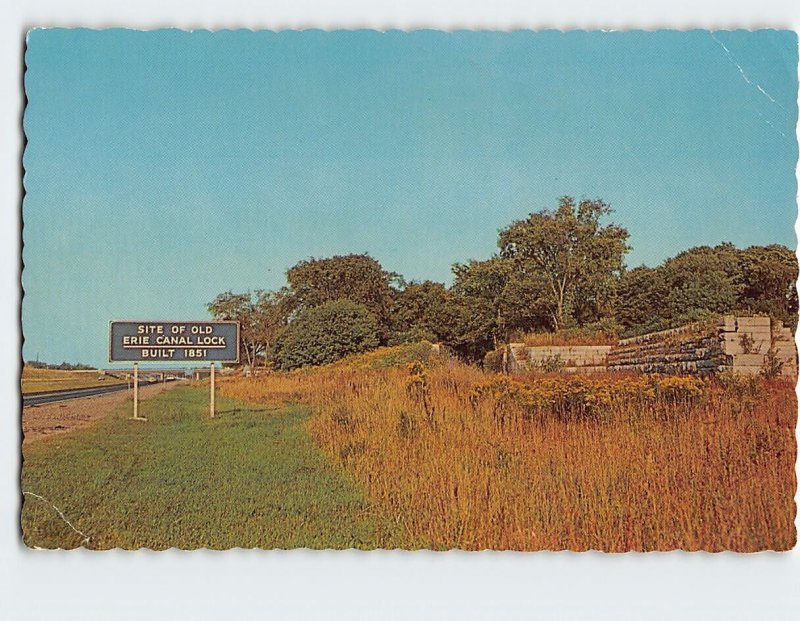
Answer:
xmin=22 ymin=386 xmax=408 ymax=549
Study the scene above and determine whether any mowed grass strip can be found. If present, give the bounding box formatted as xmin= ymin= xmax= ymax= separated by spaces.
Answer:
xmin=22 ymin=386 xmax=405 ymax=549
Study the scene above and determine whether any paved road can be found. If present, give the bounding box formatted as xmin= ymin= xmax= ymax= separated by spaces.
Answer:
xmin=22 ymin=380 xmax=177 ymax=407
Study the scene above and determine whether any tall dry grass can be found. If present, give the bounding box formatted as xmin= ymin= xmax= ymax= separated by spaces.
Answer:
xmin=221 ymin=352 xmax=796 ymax=551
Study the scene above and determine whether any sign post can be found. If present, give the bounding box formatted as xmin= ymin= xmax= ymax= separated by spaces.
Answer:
xmin=210 ymin=363 xmax=216 ymax=418
xmin=132 ymin=362 xmax=145 ymax=421
xmin=109 ymin=321 xmax=240 ymax=421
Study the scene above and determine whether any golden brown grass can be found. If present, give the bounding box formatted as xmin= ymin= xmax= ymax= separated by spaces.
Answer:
xmin=221 ymin=349 xmax=797 ymax=551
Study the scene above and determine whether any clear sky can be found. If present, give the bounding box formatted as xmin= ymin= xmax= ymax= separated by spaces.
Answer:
xmin=22 ymin=29 xmax=798 ymax=368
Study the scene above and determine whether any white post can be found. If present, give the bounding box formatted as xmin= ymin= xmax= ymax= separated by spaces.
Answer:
xmin=133 ymin=363 xmax=139 ymax=419
xmin=210 ymin=363 xmax=216 ymax=419
xmin=132 ymin=363 xmax=147 ymax=421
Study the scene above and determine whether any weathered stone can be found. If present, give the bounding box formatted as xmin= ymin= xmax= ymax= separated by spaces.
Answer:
xmin=509 ymin=316 xmax=795 ymax=378
xmin=730 ymin=353 xmax=766 ymax=367
xmin=736 ymin=316 xmax=771 ymax=329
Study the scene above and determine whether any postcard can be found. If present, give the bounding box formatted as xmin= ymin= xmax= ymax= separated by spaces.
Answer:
xmin=21 ymin=29 xmax=798 ymax=551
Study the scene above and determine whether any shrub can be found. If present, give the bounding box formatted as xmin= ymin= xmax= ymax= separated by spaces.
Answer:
xmin=272 ymin=300 xmax=380 ymax=370
xmin=761 ymin=347 xmax=785 ymax=379
xmin=530 ymin=354 xmax=566 ymax=373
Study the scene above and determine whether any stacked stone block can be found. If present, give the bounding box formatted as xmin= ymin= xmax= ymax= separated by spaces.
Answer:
xmin=607 ymin=322 xmax=727 ymax=375
xmin=500 ymin=316 xmax=797 ymax=378
xmin=719 ymin=316 xmax=797 ymax=377
xmin=505 ymin=344 xmax=612 ymax=373
xmin=607 ymin=315 xmax=797 ymax=377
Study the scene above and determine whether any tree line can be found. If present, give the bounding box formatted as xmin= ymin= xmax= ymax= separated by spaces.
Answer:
xmin=25 ymin=360 xmax=96 ymax=370
xmin=208 ymin=196 xmax=798 ymax=370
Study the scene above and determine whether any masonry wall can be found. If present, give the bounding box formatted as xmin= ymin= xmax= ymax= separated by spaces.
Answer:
xmin=505 ymin=344 xmax=613 ymax=373
xmin=607 ymin=321 xmax=727 ymax=375
xmin=608 ymin=316 xmax=797 ymax=377
xmin=718 ymin=316 xmax=797 ymax=377
xmin=497 ymin=316 xmax=797 ymax=377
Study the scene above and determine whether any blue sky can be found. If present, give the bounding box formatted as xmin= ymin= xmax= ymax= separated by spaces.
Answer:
xmin=22 ymin=29 xmax=798 ymax=367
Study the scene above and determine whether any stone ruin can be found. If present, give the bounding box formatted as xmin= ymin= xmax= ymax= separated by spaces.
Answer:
xmin=505 ymin=343 xmax=613 ymax=374
xmin=500 ymin=316 xmax=797 ymax=377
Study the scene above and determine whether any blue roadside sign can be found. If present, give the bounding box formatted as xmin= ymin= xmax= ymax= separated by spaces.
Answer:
xmin=109 ymin=321 xmax=240 ymax=363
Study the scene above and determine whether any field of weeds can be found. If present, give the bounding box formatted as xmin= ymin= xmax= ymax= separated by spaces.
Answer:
xmin=222 ymin=346 xmax=797 ymax=551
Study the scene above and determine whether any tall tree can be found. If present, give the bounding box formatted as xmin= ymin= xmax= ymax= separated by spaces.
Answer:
xmin=207 ymin=291 xmax=259 ymax=368
xmin=451 ymin=258 xmax=512 ymax=347
xmin=252 ymin=288 xmax=293 ymax=366
xmin=498 ymin=270 xmax=556 ymax=334
xmin=444 ymin=296 xmax=499 ymax=361
xmin=615 ymin=243 xmax=798 ymax=337
xmin=390 ymin=280 xmax=454 ymax=344
xmin=498 ymin=196 xmax=630 ymax=331
xmin=660 ymin=243 xmax=743 ymax=321
xmin=616 ymin=266 xmax=669 ymax=333
xmin=738 ymin=244 xmax=798 ymax=330
xmin=285 ymin=254 xmax=399 ymax=336
xmin=272 ymin=300 xmax=380 ymax=370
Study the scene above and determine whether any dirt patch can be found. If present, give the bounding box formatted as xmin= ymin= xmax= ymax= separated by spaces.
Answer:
xmin=22 ymin=382 xmax=179 ymax=444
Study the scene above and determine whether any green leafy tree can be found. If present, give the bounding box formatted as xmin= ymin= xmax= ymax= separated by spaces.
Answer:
xmin=252 ymin=288 xmax=293 ymax=366
xmin=450 ymin=258 xmax=555 ymax=350
xmin=272 ymin=300 xmax=380 ymax=370
xmin=616 ymin=243 xmax=798 ymax=337
xmin=389 ymin=280 xmax=454 ymax=344
xmin=285 ymin=254 xmax=399 ymax=337
xmin=499 ymin=270 xmax=557 ymax=335
xmin=738 ymin=244 xmax=798 ymax=330
xmin=616 ymin=266 xmax=669 ymax=333
xmin=660 ymin=243 xmax=742 ymax=320
xmin=498 ymin=196 xmax=630 ymax=331
xmin=208 ymin=290 xmax=293 ymax=369
xmin=444 ymin=296 xmax=500 ymax=360
xmin=451 ymin=258 xmax=512 ymax=347
xmin=388 ymin=277 xmax=501 ymax=359
xmin=207 ymin=291 xmax=260 ymax=368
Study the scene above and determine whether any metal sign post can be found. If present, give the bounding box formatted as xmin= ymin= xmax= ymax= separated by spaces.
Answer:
xmin=132 ymin=362 xmax=147 ymax=421
xmin=210 ymin=363 xmax=216 ymax=419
